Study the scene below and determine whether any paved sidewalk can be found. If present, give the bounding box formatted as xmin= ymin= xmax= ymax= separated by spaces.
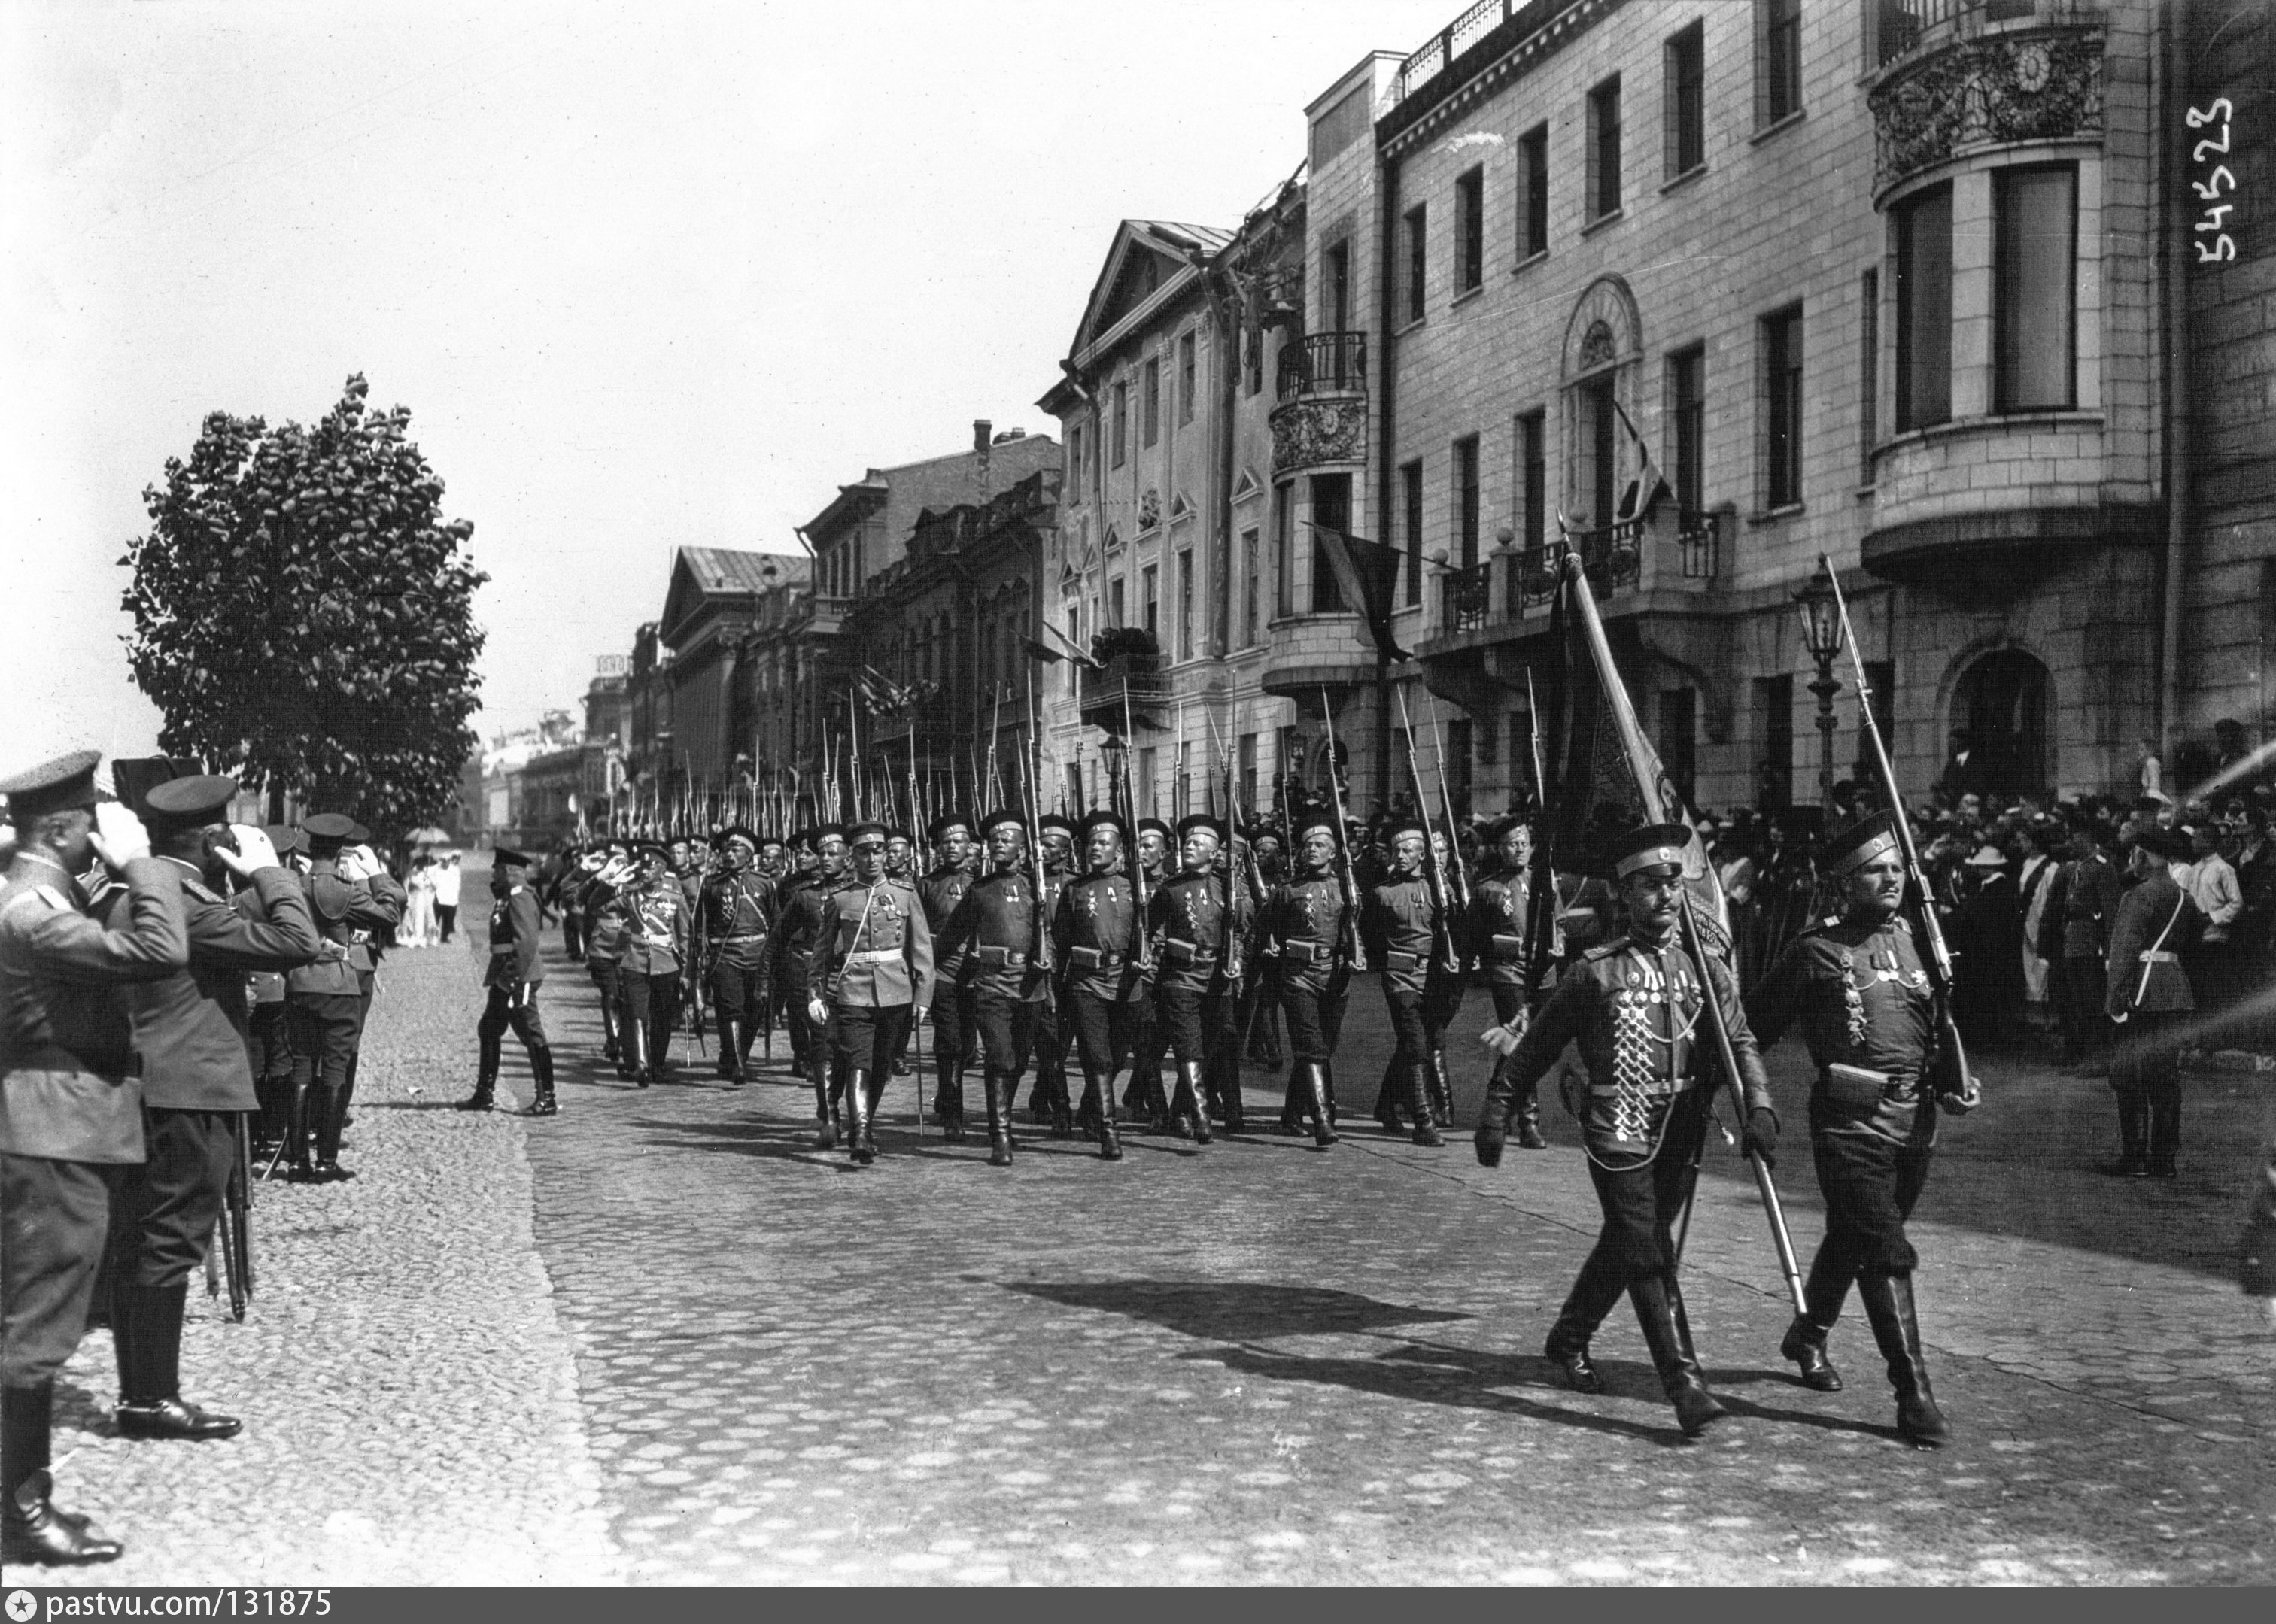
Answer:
xmin=39 ymin=937 xmax=620 ymax=1586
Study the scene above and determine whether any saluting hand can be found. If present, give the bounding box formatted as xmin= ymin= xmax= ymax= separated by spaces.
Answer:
xmin=217 ymin=824 xmax=281 ymax=878
xmin=90 ymin=801 xmax=151 ymax=871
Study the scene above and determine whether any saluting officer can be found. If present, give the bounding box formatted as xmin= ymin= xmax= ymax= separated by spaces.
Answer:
xmin=919 ymin=813 xmax=978 ymax=1140
xmin=774 ymin=825 xmax=849 ymax=1143
xmin=619 ymin=840 xmax=692 ymax=1089
xmin=242 ymin=824 xmax=303 ymax=1158
xmin=1745 ymin=812 xmax=1959 ymax=1447
xmin=1478 ymin=823 xmax=1776 ymax=1438
xmin=109 ymin=778 xmax=321 ymax=1442
xmin=1263 ymin=815 xmax=1354 ymax=1148
xmin=1145 ymin=813 xmax=1250 ymax=1142
xmin=1472 ymin=815 xmax=1555 ymax=1150
xmin=700 ymin=826 xmax=778 ymax=1085
xmin=813 ymin=821 xmax=934 ymax=1164
xmin=1053 ymin=809 xmax=1144 ymax=1161
xmin=285 ymin=813 xmax=395 ymax=1182
xmin=935 ymin=811 xmax=1049 ymax=1167
xmin=462 ymin=846 xmax=557 ymax=1116
xmin=2 ymin=752 xmax=187 ymax=1566
xmin=1363 ymin=818 xmax=1463 ymax=1147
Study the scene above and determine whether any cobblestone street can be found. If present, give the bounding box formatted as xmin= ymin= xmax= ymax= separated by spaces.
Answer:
xmin=35 ymin=898 xmax=2276 ymax=1586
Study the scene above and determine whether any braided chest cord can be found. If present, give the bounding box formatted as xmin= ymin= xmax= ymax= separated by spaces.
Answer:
xmin=1583 ymin=943 xmax=1705 ymax=1174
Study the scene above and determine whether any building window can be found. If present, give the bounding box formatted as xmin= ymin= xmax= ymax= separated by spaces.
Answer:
xmin=1109 ymin=575 xmax=1125 ymax=628
xmin=1518 ymin=410 xmax=1546 ymax=551
xmin=1453 ymin=435 xmax=1481 ymax=568
xmin=1112 ymin=381 xmax=1128 ymax=467
xmin=1858 ymin=268 xmax=1879 ymax=479
xmin=1659 ymin=688 xmax=1697 ymax=809
xmin=1137 ymin=745 xmax=1157 ymax=819
xmin=1177 ymin=550 xmax=1194 ymax=661
xmin=1581 ymin=378 xmax=1618 ymax=528
xmin=1143 ymin=357 xmax=1161 ymax=448
xmin=1895 ymin=182 xmax=1951 ymax=431
xmin=1763 ymin=305 xmax=1804 ymax=510
xmin=1245 ymin=326 xmax=1263 ymax=397
xmin=1141 ymin=563 xmax=1159 ymax=639
xmin=1669 ymin=345 xmax=1704 ymax=514
xmin=1757 ymin=672 xmax=1794 ymax=809
xmin=1238 ymin=732 xmax=1257 ymax=815
xmin=1066 ymin=604 xmax=1082 ymax=695
xmin=1404 ymin=203 xmax=1428 ymax=324
xmin=1761 ymin=0 xmax=1802 ymax=126
xmin=1311 ymin=473 xmax=1351 ymax=614
xmin=1995 ymin=165 xmax=2077 ymax=413
xmin=1323 ymin=240 xmax=1351 ymax=330
xmin=1273 ymin=483 xmax=1293 ymax=618
xmin=1588 ymin=77 xmax=1621 ymax=220
xmin=1241 ymin=527 xmax=1260 ymax=647
xmin=1402 ymin=459 xmax=1424 ymax=607
xmin=1455 ymin=166 xmax=1484 ymax=293
xmin=1179 ymin=332 xmax=1196 ymax=425
xmin=1068 ymin=426 xmax=1083 ymax=492
xmin=1518 ymin=123 xmax=1549 ymax=260
xmin=1666 ymin=22 xmax=1705 ymax=179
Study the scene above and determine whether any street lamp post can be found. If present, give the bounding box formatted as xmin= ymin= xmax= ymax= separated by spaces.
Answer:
xmin=1794 ymin=560 xmax=1846 ymax=818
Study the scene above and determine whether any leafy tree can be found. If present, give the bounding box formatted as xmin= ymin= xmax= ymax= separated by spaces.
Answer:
xmin=122 ymin=374 xmax=488 ymax=836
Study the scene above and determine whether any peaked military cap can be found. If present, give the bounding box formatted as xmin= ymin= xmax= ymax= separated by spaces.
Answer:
xmin=1175 ymin=813 xmax=1227 ymax=845
xmin=632 ymin=840 xmax=673 ymax=864
xmin=928 ymin=812 xmax=974 ymax=845
xmin=266 ymin=824 xmax=302 ymax=856
xmin=845 ymin=819 xmax=889 ymax=848
xmin=302 ymin=812 xmax=357 ymax=842
xmin=142 ymin=774 xmax=239 ymax=827
xmin=717 ymin=824 xmax=758 ymax=850
xmin=345 ymin=821 xmax=372 ymax=844
xmin=494 ymin=845 xmax=534 ymax=867
xmin=0 ymin=750 xmax=103 ymax=820
xmin=1610 ymin=821 xmax=1694 ymax=879
xmin=1821 ymin=812 xmax=1903 ymax=876
xmin=808 ymin=822 xmax=846 ymax=845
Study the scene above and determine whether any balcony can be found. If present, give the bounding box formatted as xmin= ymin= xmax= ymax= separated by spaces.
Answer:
xmin=1419 ymin=508 xmax=1726 ymax=657
xmin=1079 ymin=653 xmax=1171 ymax=733
xmin=1876 ymin=0 xmax=2097 ymax=67
xmin=1270 ymin=331 xmax=1369 ymax=478
xmin=1868 ymin=0 xmax=2106 ymax=195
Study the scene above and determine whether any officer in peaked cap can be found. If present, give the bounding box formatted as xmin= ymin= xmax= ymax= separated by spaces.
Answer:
xmin=283 ymin=814 xmax=397 ymax=1181
xmin=2 ymin=750 xmax=187 ymax=1565
xmin=1261 ymin=812 xmax=1357 ymax=1149
xmin=619 ymin=840 xmax=692 ymax=1090
xmin=2102 ymin=824 xmax=2202 ymax=1182
xmin=1478 ymin=821 xmax=1775 ymax=1439
xmin=772 ymin=824 xmax=849 ymax=1139
xmin=1363 ymin=816 xmax=1461 ymax=1146
xmin=246 ymin=825 xmax=306 ymax=1151
xmin=463 ymin=847 xmax=557 ymax=1115
xmin=813 ymin=820 xmax=932 ymax=1164
xmin=107 ymin=776 xmax=321 ymax=1443
xmin=1746 ymin=811 xmax=1961 ymax=1446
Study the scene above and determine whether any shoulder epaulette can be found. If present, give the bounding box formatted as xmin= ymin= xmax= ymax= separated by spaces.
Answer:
xmin=181 ymin=878 xmax=223 ymax=905
xmin=1582 ymin=937 xmax=1629 ymax=962
xmin=3 ymin=884 xmax=71 ymax=919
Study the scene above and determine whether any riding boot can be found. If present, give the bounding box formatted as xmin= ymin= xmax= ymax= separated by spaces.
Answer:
xmin=1320 ymin=1059 xmax=1341 ymax=1128
xmin=113 ymin=1283 xmax=241 ymax=1440
xmin=1630 ymin=1272 xmax=1724 ymax=1437
xmin=1780 ymin=1248 xmax=1849 ymax=1392
xmin=1217 ymin=1055 xmax=1246 ymax=1134
xmin=1048 ymin=1066 xmax=1074 ymax=1140
xmin=717 ymin=1015 xmax=743 ymax=1082
xmin=312 ymin=1083 xmax=352 ymax=1180
xmin=984 ymin=1070 xmax=1015 ymax=1167
xmin=2101 ymin=1082 xmax=2148 ymax=1175
xmin=846 ymin=1067 xmax=876 ymax=1164
xmin=284 ymin=1081 xmax=313 ymax=1179
xmin=1857 ymin=1271 xmax=1949 ymax=1447
xmin=1175 ymin=1061 xmax=1212 ymax=1145
xmin=811 ymin=1058 xmax=838 ymax=1150
xmin=3 ymin=1384 xmax=122 ymax=1566
xmin=627 ymin=1017 xmax=650 ymax=1087
xmin=1514 ymin=1076 xmax=1548 ymax=1150
xmin=1373 ymin=1057 xmax=1403 ymax=1133
xmin=939 ymin=1062 xmax=967 ymax=1142
xmin=1304 ymin=1062 xmax=1337 ymax=1147
xmin=2147 ymin=1079 xmax=2182 ymax=1178
xmin=526 ymin=1046 xmax=559 ymax=1116
xmin=599 ymin=1001 xmax=620 ymax=1067
xmin=1094 ymin=1067 xmax=1123 ymax=1161
xmin=1405 ymin=1063 xmax=1444 ymax=1148
xmin=459 ymin=1036 xmax=499 ymax=1111
xmin=1277 ymin=1062 xmax=1307 ymax=1135
xmin=1427 ymin=1048 xmax=1454 ymax=1128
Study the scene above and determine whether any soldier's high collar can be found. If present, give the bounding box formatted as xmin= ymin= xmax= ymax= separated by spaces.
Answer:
xmin=9 ymin=846 xmax=83 ymax=898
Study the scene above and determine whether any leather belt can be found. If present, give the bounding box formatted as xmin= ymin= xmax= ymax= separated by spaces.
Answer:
xmin=1280 ymin=939 xmax=1323 ymax=964
xmin=1384 ymin=949 xmax=1422 ymax=973
xmin=1164 ymin=939 xmax=1217 ymax=966
xmin=2139 ymin=950 xmax=2179 ymax=963
xmin=1489 ymin=934 xmax=1525 ymax=961
xmin=975 ymin=945 xmax=1029 ymax=967
xmin=847 ymin=948 xmax=902 ymax=965
xmin=720 ymin=934 xmax=766 ymax=944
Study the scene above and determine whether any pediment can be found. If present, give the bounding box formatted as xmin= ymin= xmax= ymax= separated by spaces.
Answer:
xmin=1232 ymin=466 xmax=1263 ymax=503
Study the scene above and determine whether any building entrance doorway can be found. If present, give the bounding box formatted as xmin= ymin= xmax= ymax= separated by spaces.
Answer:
xmin=1951 ymin=648 xmax=2050 ymax=800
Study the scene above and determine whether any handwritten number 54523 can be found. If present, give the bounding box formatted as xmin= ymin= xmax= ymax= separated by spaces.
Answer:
xmin=2186 ymin=99 xmax=2233 ymax=129
xmin=2198 ymin=235 xmax=2237 ymax=264
xmin=2195 ymin=165 xmax=2235 ymax=200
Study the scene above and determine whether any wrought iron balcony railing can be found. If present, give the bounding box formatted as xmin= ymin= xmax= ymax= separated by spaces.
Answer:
xmin=1678 ymin=509 xmax=1723 ymax=581
xmin=1876 ymin=0 xmax=2095 ymax=66
xmin=1275 ymin=332 xmax=1369 ymax=403
xmin=1078 ymin=654 xmax=1171 ymax=731
xmin=1442 ymin=561 xmax=1493 ymax=634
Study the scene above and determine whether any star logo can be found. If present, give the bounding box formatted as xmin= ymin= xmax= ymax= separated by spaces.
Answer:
xmin=7 ymin=1590 xmax=38 ymax=1622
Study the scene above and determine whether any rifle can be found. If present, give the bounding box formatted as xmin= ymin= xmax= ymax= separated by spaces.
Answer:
xmin=1123 ymin=686 xmax=1156 ymax=973
xmin=1819 ymin=556 xmax=1980 ymax=1114
xmin=212 ymin=1113 xmax=252 ymax=1321
xmin=1319 ymin=687 xmax=1369 ymax=971
xmin=1396 ymin=689 xmax=1463 ymax=975
xmin=1023 ymin=665 xmax=1056 ymax=1002
xmin=1524 ymin=666 xmax=1546 ymax=811
xmin=1421 ymin=688 xmax=1476 ymax=919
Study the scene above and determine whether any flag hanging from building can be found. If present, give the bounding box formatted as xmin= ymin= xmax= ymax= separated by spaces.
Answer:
xmin=1611 ymin=398 xmax=1673 ymax=524
xmin=1308 ymin=523 xmax=1411 ymax=663
xmin=1543 ymin=551 xmax=1732 ymax=960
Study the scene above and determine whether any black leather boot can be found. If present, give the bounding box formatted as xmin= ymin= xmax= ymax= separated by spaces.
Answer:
xmin=846 ymin=1067 xmax=876 ymax=1164
xmin=1857 ymin=1271 xmax=1949 ymax=1447
xmin=2147 ymin=1080 xmax=2181 ymax=1178
xmin=1304 ymin=1062 xmax=1337 ymax=1147
xmin=811 ymin=1061 xmax=837 ymax=1150
xmin=1781 ymin=1251 xmax=1848 ymax=1392
xmin=627 ymin=1018 xmax=651 ymax=1087
xmin=1406 ymin=1064 xmax=1444 ymax=1148
xmin=1373 ymin=1058 xmax=1403 ymax=1133
xmin=939 ymin=1064 xmax=967 ymax=1142
xmin=600 ymin=1003 xmax=620 ymax=1067
xmin=1427 ymin=1049 xmax=1454 ymax=1128
xmin=1514 ymin=1077 xmax=1548 ymax=1150
xmin=114 ymin=1284 xmax=242 ymax=1440
xmin=283 ymin=1080 xmax=314 ymax=1180
xmin=526 ymin=1046 xmax=559 ymax=1116
xmin=1630 ymin=1272 xmax=1725 ymax=1437
xmin=1543 ymin=1322 xmax=1606 ymax=1394
xmin=3 ymin=1385 xmax=123 ymax=1565
xmin=1095 ymin=1069 xmax=1123 ymax=1161
xmin=311 ymin=1083 xmax=353 ymax=1182
xmin=717 ymin=1015 xmax=742 ymax=1081
xmin=1048 ymin=1067 xmax=1075 ymax=1140
xmin=460 ymin=1034 xmax=499 ymax=1111
xmin=2101 ymin=1084 xmax=2148 ymax=1176
xmin=1175 ymin=1061 xmax=1212 ymax=1145
xmin=984 ymin=1070 xmax=1015 ymax=1167
xmin=1276 ymin=1063 xmax=1307 ymax=1135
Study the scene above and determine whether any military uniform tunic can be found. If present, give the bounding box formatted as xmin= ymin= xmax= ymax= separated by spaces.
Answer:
xmin=479 ymin=878 xmax=552 ymax=1066
xmin=1054 ymin=871 xmax=1142 ymax=1083
xmin=1263 ymin=873 xmax=1353 ymax=1064
xmin=1145 ymin=871 xmax=1246 ymax=1070
xmin=700 ymin=869 xmax=778 ymax=1064
xmin=618 ymin=875 xmax=691 ymax=1082
xmin=937 ymin=870 xmax=1047 ymax=1082
xmin=819 ymin=875 xmax=934 ymax=1083
xmin=1364 ymin=873 xmax=1465 ymax=1069
xmin=919 ymin=863 xmax=977 ymax=1100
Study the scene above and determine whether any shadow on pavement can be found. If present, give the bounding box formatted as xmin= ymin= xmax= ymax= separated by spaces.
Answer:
xmin=1006 ymin=1279 xmax=1469 ymax=1340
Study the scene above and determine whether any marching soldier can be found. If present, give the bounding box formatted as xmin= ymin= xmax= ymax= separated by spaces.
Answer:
xmin=2103 ymin=826 xmax=2202 ymax=1179
xmin=813 ymin=821 xmax=934 ymax=1164
xmin=109 ymin=778 xmax=321 ymax=1442
xmin=1023 ymin=812 xmax=1079 ymax=1134
xmin=1053 ymin=809 xmax=1143 ymax=1161
xmin=935 ymin=812 xmax=1049 ymax=1166
xmin=700 ymin=827 xmax=777 ymax=1085
xmin=886 ymin=827 xmax=916 ymax=883
xmin=284 ymin=813 xmax=396 ymax=1182
xmin=774 ymin=826 xmax=849 ymax=1143
xmin=1144 ymin=813 xmax=1250 ymax=1142
xmin=1476 ymin=823 xmax=1776 ymax=1437
xmin=619 ymin=841 xmax=691 ymax=1089
xmin=2 ymin=753 xmax=187 ymax=1566
xmin=1263 ymin=814 xmax=1353 ymax=1148
xmin=462 ymin=846 xmax=557 ymax=1116
xmin=1744 ymin=812 xmax=1960 ymax=1446
xmin=1123 ymin=816 xmax=1174 ymax=1130
xmin=1363 ymin=818 xmax=1463 ymax=1146
xmin=773 ymin=830 xmax=819 ymax=1080
xmin=1472 ymin=815 xmax=1553 ymax=1150
xmin=584 ymin=845 xmax=634 ymax=1074
xmin=919 ymin=813 xmax=978 ymax=1139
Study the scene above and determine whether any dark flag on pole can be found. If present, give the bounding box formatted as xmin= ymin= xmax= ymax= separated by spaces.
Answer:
xmin=1308 ymin=523 xmax=1411 ymax=663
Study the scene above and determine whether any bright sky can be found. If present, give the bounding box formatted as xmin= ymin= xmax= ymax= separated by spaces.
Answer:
xmin=1 ymin=0 xmax=1454 ymax=776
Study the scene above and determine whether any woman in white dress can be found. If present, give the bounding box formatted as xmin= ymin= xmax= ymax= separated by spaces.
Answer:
xmin=403 ymin=855 xmax=439 ymax=947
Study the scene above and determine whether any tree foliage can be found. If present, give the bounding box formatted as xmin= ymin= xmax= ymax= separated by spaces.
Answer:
xmin=122 ymin=374 xmax=488 ymax=836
